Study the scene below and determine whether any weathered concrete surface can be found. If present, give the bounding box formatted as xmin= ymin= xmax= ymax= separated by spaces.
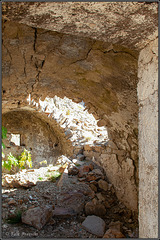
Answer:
xmin=138 ymin=37 xmax=158 ymax=238
xmin=2 ymin=2 xmax=158 ymax=50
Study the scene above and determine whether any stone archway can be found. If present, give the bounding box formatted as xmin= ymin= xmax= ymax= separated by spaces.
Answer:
xmin=2 ymin=2 xmax=158 ymax=238
xmin=2 ymin=109 xmax=73 ymax=168
xmin=2 ymin=19 xmax=139 ymax=213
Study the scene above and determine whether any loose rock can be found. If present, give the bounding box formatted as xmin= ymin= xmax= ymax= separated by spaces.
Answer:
xmin=53 ymin=207 xmax=76 ymax=218
xmin=87 ymin=168 xmax=104 ymax=180
xmin=103 ymin=228 xmax=125 ymax=238
xmin=21 ymin=205 xmax=53 ymax=230
xmin=86 ymin=175 xmax=97 ymax=182
xmin=96 ymin=192 xmax=106 ymax=202
xmin=68 ymin=164 xmax=79 ymax=175
xmin=98 ymin=179 xmax=108 ymax=191
xmin=85 ymin=201 xmax=106 ymax=217
xmin=78 ymin=165 xmax=90 ymax=178
xmin=90 ymin=183 xmax=97 ymax=192
xmin=8 ymin=199 xmax=17 ymax=205
xmin=3 ymin=172 xmax=37 ymax=188
xmin=109 ymin=221 xmax=122 ymax=231
xmin=82 ymin=215 xmax=106 ymax=237
xmin=103 ymin=221 xmax=125 ymax=238
xmin=58 ymin=191 xmax=85 ymax=214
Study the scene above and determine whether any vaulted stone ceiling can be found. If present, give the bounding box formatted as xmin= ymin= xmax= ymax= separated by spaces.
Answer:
xmin=2 ymin=2 xmax=158 ymax=50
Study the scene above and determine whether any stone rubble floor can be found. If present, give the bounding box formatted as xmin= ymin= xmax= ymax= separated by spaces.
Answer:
xmin=2 ymin=158 xmax=138 ymax=238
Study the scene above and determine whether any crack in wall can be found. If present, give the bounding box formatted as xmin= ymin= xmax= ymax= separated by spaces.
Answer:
xmin=115 ymin=154 xmax=122 ymax=170
xmin=33 ymin=28 xmax=37 ymax=52
xmin=4 ymin=28 xmax=29 ymax=97
xmin=103 ymin=49 xmax=137 ymax=60
xmin=132 ymin=157 xmax=138 ymax=188
xmin=2 ymin=43 xmax=12 ymax=62
xmin=23 ymin=52 xmax=27 ymax=77
xmin=2 ymin=43 xmax=12 ymax=82
xmin=141 ymin=35 xmax=158 ymax=51
xmin=34 ymin=56 xmax=46 ymax=85
xmin=138 ymin=89 xmax=158 ymax=106
xmin=70 ymin=41 xmax=96 ymax=65
xmin=68 ymin=43 xmax=137 ymax=68
xmin=139 ymin=54 xmax=157 ymax=67
xmin=31 ymin=28 xmax=46 ymax=93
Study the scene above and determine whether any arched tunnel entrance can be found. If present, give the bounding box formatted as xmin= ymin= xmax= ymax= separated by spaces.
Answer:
xmin=2 ymin=110 xmax=66 ymax=168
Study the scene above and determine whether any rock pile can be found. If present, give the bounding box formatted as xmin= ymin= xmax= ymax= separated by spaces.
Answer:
xmin=28 ymin=95 xmax=109 ymax=147
xmin=2 ymin=154 xmax=138 ymax=238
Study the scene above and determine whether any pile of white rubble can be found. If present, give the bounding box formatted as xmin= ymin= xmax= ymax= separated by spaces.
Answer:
xmin=28 ymin=95 xmax=109 ymax=146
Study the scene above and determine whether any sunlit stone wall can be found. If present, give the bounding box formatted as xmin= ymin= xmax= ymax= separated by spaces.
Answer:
xmin=138 ymin=37 xmax=158 ymax=238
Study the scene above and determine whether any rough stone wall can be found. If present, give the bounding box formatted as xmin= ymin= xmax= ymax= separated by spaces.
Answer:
xmin=2 ymin=21 xmax=138 ymax=212
xmin=82 ymin=137 xmax=138 ymax=212
xmin=137 ymin=37 xmax=158 ymax=238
